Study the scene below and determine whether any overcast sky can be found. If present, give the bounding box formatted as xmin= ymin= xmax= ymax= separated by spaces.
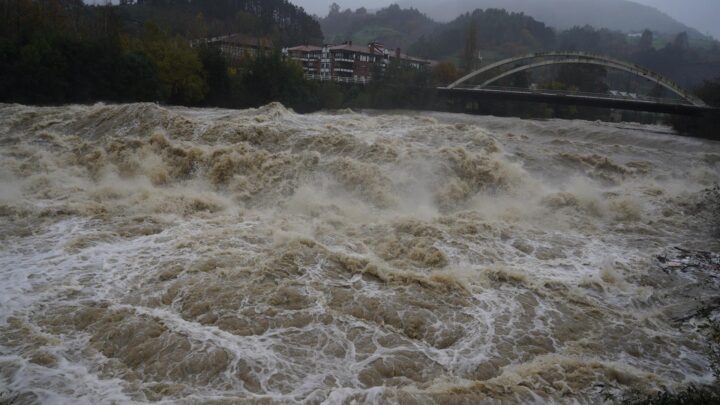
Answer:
xmin=86 ymin=0 xmax=720 ymax=38
xmin=633 ymin=0 xmax=720 ymax=38
xmin=293 ymin=0 xmax=720 ymax=38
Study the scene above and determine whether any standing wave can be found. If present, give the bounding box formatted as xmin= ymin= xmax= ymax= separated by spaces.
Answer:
xmin=0 ymin=103 xmax=719 ymax=404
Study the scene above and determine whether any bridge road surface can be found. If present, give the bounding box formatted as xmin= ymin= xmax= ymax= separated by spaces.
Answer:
xmin=437 ymin=86 xmax=719 ymax=116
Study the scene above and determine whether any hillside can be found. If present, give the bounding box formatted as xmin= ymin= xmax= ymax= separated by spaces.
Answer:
xmin=119 ymin=0 xmax=324 ymax=46
xmin=405 ymin=7 xmax=720 ymax=87
xmin=401 ymin=0 xmax=705 ymax=38
xmin=319 ymin=4 xmax=439 ymax=49
xmin=0 ymin=0 xmax=326 ymax=106
xmin=407 ymin=8 xmax=555 ymax=61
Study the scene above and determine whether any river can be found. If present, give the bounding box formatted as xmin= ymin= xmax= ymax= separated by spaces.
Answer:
xmin=0 ymin=103 xmax=719 ymax=403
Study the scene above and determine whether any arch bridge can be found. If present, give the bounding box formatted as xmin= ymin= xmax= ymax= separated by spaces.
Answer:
xmin=438 ymin=52 xmax=713 ymax=115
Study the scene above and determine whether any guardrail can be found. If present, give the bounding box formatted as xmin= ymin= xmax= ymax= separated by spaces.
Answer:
xmin=448 ymin=85 xmax=694 ymax=106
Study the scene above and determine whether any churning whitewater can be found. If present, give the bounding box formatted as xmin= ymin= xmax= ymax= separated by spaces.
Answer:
xmin=0 ymin=103 xmax=719 ymax=404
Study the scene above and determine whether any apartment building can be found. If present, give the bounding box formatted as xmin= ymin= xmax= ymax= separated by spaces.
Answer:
xmin=283 ymin=41 xmax=433 ymax=84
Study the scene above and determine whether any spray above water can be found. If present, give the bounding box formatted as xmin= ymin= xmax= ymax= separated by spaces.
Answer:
xmin=0 ymin=102 xmax=719 ymax=403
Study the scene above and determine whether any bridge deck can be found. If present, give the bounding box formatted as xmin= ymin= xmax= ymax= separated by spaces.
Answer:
xmin=437 ymin=86 xmax=717 ymax=116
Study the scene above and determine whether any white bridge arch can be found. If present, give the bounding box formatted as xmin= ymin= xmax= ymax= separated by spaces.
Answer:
xmin=447 ymin=52 xmax=706 ymax=107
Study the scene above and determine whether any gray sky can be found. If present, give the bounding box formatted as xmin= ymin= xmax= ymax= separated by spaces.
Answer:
xmin=293 ymin=0 xmax=720 ymax=38
xmin=87 ymin=0 xmax=720 ymax=38
xmin=633 ymin=0 xmax=720 ymax=38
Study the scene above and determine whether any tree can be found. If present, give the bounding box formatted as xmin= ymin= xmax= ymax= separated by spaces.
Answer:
xmin=507 ymin=71 xmax=530 ymax=88
xmin=639 ymin=29 xmax=653 ymax=51
xmin=669 ymin=77 xmax=720 ymax=140
xmin=15 ymin=34 xmax=70 ymax=103
xmin=115 ymin=50 xmax=161 ymax=101
xmin=135 ymin=22 xmax=207 ymax=104
xmin=362 ymin=59 xmax=434 ymax=109
xmin=314 ymin=82 xmax=344 ymax=109
xmin=235 ymin=11 xmax=258 ymax=35
xmin=329 ymin=3 xmax=340 ymax=16
xmin=556 ymin=64 xmax=608 ymax=93
xmin=237 ymin=53 xmax=312 ymax=110
xmin=432 ymin=61 xmax=460 ymax=86
xmin=696 ymin=77 xmax=720 ymax=107
xmin=190 ymin=12 xmax=207 ymax=39
xmin=673 ymin=32 xmax=689 ymax=51
xmin=462 ymin=20 xmax=478 ymax=73
xmin=198 ymin=46 xmax=230 ymax=106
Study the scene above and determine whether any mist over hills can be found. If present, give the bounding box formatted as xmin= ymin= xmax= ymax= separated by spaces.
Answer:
xmin=320 ymin=5 xmax=439 ymax=49
xmin=393 ymin=0 xmax=704 ymax=37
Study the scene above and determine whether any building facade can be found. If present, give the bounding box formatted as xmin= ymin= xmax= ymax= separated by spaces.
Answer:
xmin=283 ymin=41 xmax=433 ymax=84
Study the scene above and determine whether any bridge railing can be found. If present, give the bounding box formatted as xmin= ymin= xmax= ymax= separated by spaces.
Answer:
xmin=447 ymin=85 xmax=694 ymax=106
xmin=475 ymin=51 xmax=688 ymax=93
xmin=447 ymin=51 xmax=706 ymax=107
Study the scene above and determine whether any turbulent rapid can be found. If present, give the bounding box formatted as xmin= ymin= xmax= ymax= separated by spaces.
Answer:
xmin=0 ymin=103 xmax=719 ymax=404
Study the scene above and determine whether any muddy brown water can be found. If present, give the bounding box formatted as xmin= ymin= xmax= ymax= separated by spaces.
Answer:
xmin=0 ymin=103 xmax=719 ymax=403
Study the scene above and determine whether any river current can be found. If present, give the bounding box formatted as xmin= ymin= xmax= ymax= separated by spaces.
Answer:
xmin=0 ymin=103 xmax=718 ymax=403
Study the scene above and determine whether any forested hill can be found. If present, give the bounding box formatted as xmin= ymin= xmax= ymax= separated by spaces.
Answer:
xmin=119 ymin=0 xmax=324 ymax=45
xmin=407 ymin=9 xmax=555 ymax=61
xmin=402 ymin=0 xmax=705 ymax=39
xmin=406 ymin=8 xmax=720 ymax=88
xmin=319 ymin=4 xmax=439 ymax=49
xmin=0 ymin=0 xmax=324 ymax=106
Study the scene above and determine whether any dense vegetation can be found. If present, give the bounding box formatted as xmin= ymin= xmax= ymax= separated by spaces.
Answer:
xmin=403 ymin=10 xmax=720 ymax=88
xmin=669 ymin=78 xmax=720 ymax=140
xmin=410 ymin=8 xmax=555 ymax=61
xmin=321 ymin=5 xmax=720 ymax=88
xmin=557 ymin=27 xmax=720 ymax=88
xmin=0 ymin=0 xmax=452 ymax=111
xmin=121 ymin=0 xmax=323 ymax=46
xmin=320 ymin=3 xmax=439 ymax=49
xmin=0 ymin=0 xmax=323 ymax=106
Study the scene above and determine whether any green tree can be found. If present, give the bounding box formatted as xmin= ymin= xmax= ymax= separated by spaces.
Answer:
xmin=355 ymin=60 xmax=434 ymax=110
xmin=115 ymin=50 xmax=162 ymax=101
xmin=673 ymin=32 xmax=689 ymax=51
xmin=639 ymin=29 xmax=653 ymax=51
xmin=197 ymin=46 xmax=231 ymax=106
xmin=329 ymin=3 xmax=340 ymax=16
xmin=237 ymin=53 xmax=312 ymax=110
xmin=432 ymin=61 xmax=461 ymax=86
xmin=696 ymin=77 xmax=720 ymax=107
xmin=669 ymin=77 xmax=720 ymax=140
xmin=556 ymin=64 xmax=608 ymax=93
xmin=134 ymin=22 xmax=207 ymax=104
xmin=314 ymin=82 xmax=344 ymax=109
xmin=16 ymin=35 xmax=70 ymax=103
xmin=507 ymin=71 xmax=531 ymax=88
